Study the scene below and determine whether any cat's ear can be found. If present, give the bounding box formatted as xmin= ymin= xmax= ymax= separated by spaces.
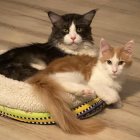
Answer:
xmin=123 ymin=40 xmax=134 ymax=56
xmin=48 ymin=11 xmax=62 ymax=24
xmin=83 ymin=9 xmax=98 ymax=25
xmin=100 ymin=38 xmax=111 ymax=55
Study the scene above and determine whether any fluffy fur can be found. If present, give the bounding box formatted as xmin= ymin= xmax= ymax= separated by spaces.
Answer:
xmin=0 ymin=9 xmax=97 ymax=81
xmin=26 ymin=38 xmax=134 ymax=134
xmin=27 ymin=74 xmax=103 ymax=134
xmin=88 ymin=39 xmax=134 ymax=106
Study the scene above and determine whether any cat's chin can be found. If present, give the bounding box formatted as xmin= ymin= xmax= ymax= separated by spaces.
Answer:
xmin=58 ymin=42 xmax=81 ymax=50
xmin=111 ymin=74 xmax=122 ymax=79
xmin=65 ymin=42 xmax=81 ymax=46
xmin=68 ymin=43 xmax=81 ymax=50
xmin=57 ymin=42 xmax=97 ymax=56
xmin=111 ymin=75 xmax=118 ymax=79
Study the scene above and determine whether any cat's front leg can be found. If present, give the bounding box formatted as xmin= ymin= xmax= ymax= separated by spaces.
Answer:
xmin=101 ymin=90 xmax=120 ymax=105
xmin=49 ymin=72 xmax=96 ymax=97
xmin=92 ymin=85 xmax=121 ymax=105
xmin=61 ymin=82 xmax=95 ymax=97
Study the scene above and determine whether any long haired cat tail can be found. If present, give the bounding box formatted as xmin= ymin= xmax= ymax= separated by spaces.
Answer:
xmin=27 ymin=74 xmax=105 ymax=134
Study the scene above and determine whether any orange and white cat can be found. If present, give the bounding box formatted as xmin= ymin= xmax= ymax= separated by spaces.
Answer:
xmin=26 ymin=38 xmax=134 ymax=134
xmin=88 ymin=38 xmax=134 ymax=106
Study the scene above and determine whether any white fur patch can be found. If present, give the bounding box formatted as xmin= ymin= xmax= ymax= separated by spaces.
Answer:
xmin=88 ymin=61 xmax=121 ymax=105
xmin=0 ymin=49 xmax=8 ymax=54
xmin=69 ymin=22 xmax=77 ymax=37
xmin=30 ymin=63 xmax=46 ymax=70
xmin=57 ymin=42 xmax=97 ymax=57
xmin=50 ymin=72 xmax=93 ymax=95
xmin=30 ymin=59 xmax=47 ymax=70
xmin=49 ymin=72 xmax=94 ymax=107
xmin=50 ymin=72 xmax=86 ymax=90
xmin=64 ymin=22 xmax=82 ymax=45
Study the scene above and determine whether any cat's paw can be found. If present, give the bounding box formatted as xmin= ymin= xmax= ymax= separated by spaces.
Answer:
xmin=99 ymin=93 xmax=120 ymax=105
xmin=81 ymin=88 xmax=95 ymax=97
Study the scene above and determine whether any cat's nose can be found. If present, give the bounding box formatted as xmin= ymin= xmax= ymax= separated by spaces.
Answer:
xmin=113 ymin=70 xmax=117 ymax=73
xmin=71 ymin=36 xmax=76 ymax=41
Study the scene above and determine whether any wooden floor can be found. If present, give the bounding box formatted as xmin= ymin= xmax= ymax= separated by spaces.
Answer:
xmin=0 ymin=0 xmax=140 ymax=139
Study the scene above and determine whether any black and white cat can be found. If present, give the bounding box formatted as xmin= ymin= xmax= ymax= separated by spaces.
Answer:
xmin=0 ymin=9 xmax=97 ymax=81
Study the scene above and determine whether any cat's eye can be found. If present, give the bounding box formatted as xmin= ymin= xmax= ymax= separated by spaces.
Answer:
xmin=76 ymin=27 xmax=83 ymax=33
xmin=107 ymin=60 xmax=112 ymax=65
xmin=118 ymin=61 xmax=124 ymax=65
xmin=63 ymin=28 xmax=69 ymax=33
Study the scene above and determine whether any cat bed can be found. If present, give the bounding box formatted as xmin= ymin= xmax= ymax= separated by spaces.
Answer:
xmin=0 ymin=73 xmax=106 ymax=124
xmin=0 ymin=50 xmax=106 ymax=124
xmin=0 ymin=98 xmax=105 ymax=124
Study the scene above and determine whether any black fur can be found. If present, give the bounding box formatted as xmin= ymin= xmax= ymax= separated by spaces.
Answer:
xmin=0 ymin=9 xmax=97 ymax=81
xmin=0 ymin=43 xmax=66 ymax=80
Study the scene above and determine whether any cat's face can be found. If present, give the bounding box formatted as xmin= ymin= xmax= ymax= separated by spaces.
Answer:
xmin=99 ymin=39 xmax=134 ymax=78
xmin=48 ymin=10 xmax=97 ymax=50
